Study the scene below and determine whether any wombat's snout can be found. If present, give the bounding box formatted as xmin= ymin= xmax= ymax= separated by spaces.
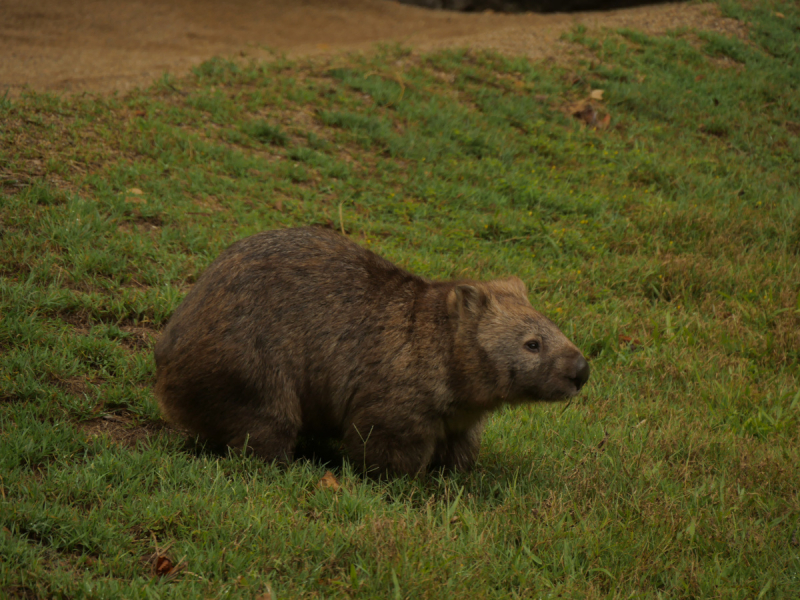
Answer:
xmin=572 ymin=355 xmax=590 ymax=391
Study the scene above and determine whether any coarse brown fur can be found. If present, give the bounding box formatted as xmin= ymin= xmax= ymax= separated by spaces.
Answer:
xmin=154 ymin=227 xmax=590 ymax=477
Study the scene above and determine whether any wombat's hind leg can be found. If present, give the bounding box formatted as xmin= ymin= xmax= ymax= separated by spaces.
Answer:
xmin=343 ymin=411 xmax=436 ymax=478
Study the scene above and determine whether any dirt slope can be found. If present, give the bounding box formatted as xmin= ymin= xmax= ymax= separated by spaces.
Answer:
xmin=1 ymin=0 xmax=743 ymax=96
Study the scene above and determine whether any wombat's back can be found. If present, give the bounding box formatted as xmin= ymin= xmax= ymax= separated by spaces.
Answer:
xmin=156 ymin=227 xmax=422 ymax=355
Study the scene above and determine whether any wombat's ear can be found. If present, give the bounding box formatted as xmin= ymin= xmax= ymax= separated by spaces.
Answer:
xmin=494 ymin=276 xmax=527 ymax=296
xmin=447 ymin=284 xmax=488 ymax=320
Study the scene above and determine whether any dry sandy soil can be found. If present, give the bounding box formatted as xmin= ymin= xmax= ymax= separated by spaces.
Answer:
xmin=1 ymin=0 xmax=745 ymax=97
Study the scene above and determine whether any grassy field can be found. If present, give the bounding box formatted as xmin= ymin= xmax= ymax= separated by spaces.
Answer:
xmin=1 ymin=0 xmax=799 ymax=597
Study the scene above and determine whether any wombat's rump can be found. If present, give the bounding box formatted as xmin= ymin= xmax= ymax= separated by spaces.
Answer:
xmin=155 ymin=227 xmax=589 ymax=476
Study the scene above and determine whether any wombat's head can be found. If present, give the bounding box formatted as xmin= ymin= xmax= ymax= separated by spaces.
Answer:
xmin=447 ymin=277 xmax=589 ymax=404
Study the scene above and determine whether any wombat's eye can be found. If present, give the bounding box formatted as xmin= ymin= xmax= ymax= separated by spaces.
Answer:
xmin=524 ymin=340 xmax=540 ymax=353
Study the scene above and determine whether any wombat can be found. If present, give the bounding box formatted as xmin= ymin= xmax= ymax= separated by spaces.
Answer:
xmin=154 ymin=227 xmax=589 ymax=477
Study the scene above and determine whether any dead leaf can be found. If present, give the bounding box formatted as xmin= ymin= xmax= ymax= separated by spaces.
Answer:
xmin=152 ymin=554 xmax=186 ymax=579
xmin=564 ymin=88 xmax=612 ymax=130
xmin=566 ymin=101 xmax=597 ymax=126
xmin=144 ymin=539 xmax=187 ymax=580
xmin=566 ymin=101 xmax=585 ymax=116
xmin=317 ymin=470 xmax=341 ymax=492
xmin=775 ymin=11 xmax=785 ymax=18
xmin=155 ymin=556 xmax=174 ymax=577
xmin=618 ymin=334 xmax=642 ymax=348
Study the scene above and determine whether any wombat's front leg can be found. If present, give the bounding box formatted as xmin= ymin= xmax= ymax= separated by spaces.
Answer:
xmin=342 ymin=410 xmax=437 ymax=478
xmin=430 ymin=425 xmax=483 ymax=472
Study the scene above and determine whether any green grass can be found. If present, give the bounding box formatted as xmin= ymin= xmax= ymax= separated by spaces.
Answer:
xmin=1 ymin=1 xmax=799 ymax=597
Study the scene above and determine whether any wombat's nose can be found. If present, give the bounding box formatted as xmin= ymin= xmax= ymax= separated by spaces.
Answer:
xmin=572 ymin=356 xmax=590 ymax=390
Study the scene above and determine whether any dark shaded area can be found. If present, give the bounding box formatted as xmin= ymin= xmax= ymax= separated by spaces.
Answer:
xmin=397 ymin=0 xmax=678 ymax=12
xmin=294 ymin=435 xmax=348 ymax=470
xmin=181 ymin=433 xmax=348 ymax=470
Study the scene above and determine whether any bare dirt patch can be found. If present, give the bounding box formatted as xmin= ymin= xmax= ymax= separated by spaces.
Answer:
xmin=1 ymin=0 xmax=746 ymax=97
xmin=50 ymin=375 xmax=103 ymax=397
xmin=58 ymin=311 xmax=94 ymax=334
xmin=119 ymin=325 xmax=159 ymax=351
xmin=80 ymin=412 xmax=170 ymax=448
